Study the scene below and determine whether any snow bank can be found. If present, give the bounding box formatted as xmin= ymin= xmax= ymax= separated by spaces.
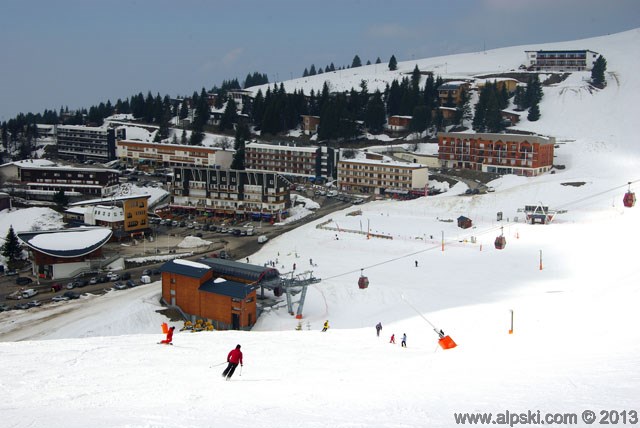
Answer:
xmin=177 ymin=236 xmax=212 ymax=248
xmin=173 ymin=259 xmax=210 ymax=269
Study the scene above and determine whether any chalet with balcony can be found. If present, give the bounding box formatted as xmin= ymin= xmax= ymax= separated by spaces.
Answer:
xmin=387 ymin=115 xmax=412 ymax=132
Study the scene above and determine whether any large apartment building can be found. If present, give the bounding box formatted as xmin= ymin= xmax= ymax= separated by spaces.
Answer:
xmin=525 ymin=49 xmax=600 ymax=72
xmin=337 ymin=152 xmax=429 ymax=196
xmin=15 ymin=165 xmax=120 ymax=199
xmin=116 ymin=140 xmax=233 ymax=170
xmin=171 ymin=167 xmax=290 ymax=221
xmin=438 ymin=132 xmax=555 ymax=177
xmin=57 ymin=125 xmax=125 ymax=162
xmin=245 ymin=142 xmax=336 ymax=183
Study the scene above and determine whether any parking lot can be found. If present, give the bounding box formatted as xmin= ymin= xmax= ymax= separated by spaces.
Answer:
xmin=0 ymin=186 xmax=364 ymax=314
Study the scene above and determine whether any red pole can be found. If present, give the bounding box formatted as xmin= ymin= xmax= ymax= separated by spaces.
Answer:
xmin=539 ymin=250 xmax=543 ymax=270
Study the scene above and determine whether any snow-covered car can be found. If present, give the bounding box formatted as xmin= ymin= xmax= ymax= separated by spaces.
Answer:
xmin=52 ymin=295 xmax=70 ymax=302
xmin=487 ymin=186 xmax=495 ymax=193
xmin=257 ymin=235 xmax=269 ymax=244
xmin=27 ymin=300 xmax=42 ymax=307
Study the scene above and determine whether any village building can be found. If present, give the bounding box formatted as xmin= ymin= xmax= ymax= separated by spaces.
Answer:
xmin=525 ymin=49 xmax=600 ymax=72
xmin=116 ymin=140 xmax=233 ymax=171
xmin=437 ymin=81 xmax=471 ymax=106
xmin=0 ymin=161 xmax=120 ymax=200
xmin=171 ymin=166 xmax=291 ymax=221
xmin=57 ymin=124 xmax=125 ymax=162
xmin=337 ymin=152 xmax=429 ymax=197
xmin=244 ymin=142 xmax=337 ymax=183
xmin=301 ymin=115 xmax=320 ymax=135
xmin=17 ymin=227 xmax=113 ymax=280
xmin=0 ymin=192 xmax=12 ymax=211
xmin=160 ymin=258 xmax=260 ymax=330
xmin=67 ymin=194 xmax=151 ymax=239
xmin=438 ymin=132 xmax=555 ymax=177
xmin=387 ymin=115 xmax=412 ymax=132
xmin=476 ymin=78 xmax=519 ymax=94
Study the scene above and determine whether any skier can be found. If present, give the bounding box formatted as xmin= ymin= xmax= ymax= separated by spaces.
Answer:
xmin=375 ymin=322 xmax=382 ymax=337
xmin=401 ymin=333 xmax=407 ymax=348
xmin=390 ymin=334 xmax=395 ymax=344
xmin=246 ymin=257 xmax=249 ymax=263
xmin=160 ymin=326 xmax=175 ymax=345
xmin=322 ymin=320 xmax=329 ymax=332
xmin=309 ymin=258 xmax=313 ymax=265
xmin=222 ymin=344 xmax=243 ymax=380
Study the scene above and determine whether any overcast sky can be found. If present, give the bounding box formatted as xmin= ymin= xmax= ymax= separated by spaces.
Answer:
xmin=1 ymin=0 xmax=638 ymax=121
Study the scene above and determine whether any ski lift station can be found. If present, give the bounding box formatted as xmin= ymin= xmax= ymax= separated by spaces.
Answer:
xmin=160 ymin=257 xmax=320 ymax=329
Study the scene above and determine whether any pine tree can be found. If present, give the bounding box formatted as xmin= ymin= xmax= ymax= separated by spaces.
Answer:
xmin=53 ymin=189 xmax=69 ymax=208
xmin=2 ymin=226 xmax=23 ymax=270
xmin=180 ymin=129 xmax=188 ymax=145
xmin=375 ymin=57 xmax=381 ymax=64
xmin=351 ymin=55 xmax=362 ymax=68
xmin=364 ymin=90 xmax=386 ymax=134
xmin=309 ymin=65 xmax=317 ymax=76
xmin=230 ymin=123 xmax=250 ymax=170
xmin=591 ymin=55 xmax=607 ymax=87
xmin=388 ymin=55 xmax=398 ymax=71
xmin=219 ymin=98 xmax=238 ymax=133
xmin=527 ymin=102 xmax=540 ymax=121
xmin=410 ymin=105 xmax=428 ymax=134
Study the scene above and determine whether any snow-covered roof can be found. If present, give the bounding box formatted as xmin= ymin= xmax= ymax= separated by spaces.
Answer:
xmin=0 ymin=159 xmax=55 ymax=169
xmin=69 ymin=194 xmax=151 ymax=207
xmin=17 ymin=227 xmax=112 ymax=258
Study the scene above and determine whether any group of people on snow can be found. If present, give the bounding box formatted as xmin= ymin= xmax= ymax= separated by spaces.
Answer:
xmin=375 ymin=322 xmax=406 ymax=347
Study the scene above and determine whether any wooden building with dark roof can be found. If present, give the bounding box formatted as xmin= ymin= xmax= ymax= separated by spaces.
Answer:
xmin=160 ymin=259 xmax=259 ymax=330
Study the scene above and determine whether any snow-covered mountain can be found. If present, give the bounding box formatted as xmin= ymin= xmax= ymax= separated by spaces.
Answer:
xmin=1 ymin=29 xmax=640 ymax=428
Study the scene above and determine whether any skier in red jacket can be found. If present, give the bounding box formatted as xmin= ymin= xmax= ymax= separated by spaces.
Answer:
xmin=160 ymin=326 xmax=175 ymax=344
xmin=222 ymin=344 xmax=243 ymax=380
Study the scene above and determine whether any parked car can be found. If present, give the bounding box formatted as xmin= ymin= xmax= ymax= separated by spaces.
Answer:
xmin=0 ymin=304 xmax=10 ymax=312
xmin=107 ymin=273 xmax=120 ymax=281
xmin=66 ymin=282 xmax=75 ymax=289
xmin=5 ymin=269 xmax=18 ymax=276
xmin=21 ymin=289 xmax=38 ymax=299
xmin=7 ymin=290 xmax=23 ymax=300
xmin=16 ymin=277 xmax=33 ymax=286
xmin=179 ymin=221 xmax=186 ymax=227
xmin=63 ymin=291 xmax=80 ymax=299
xmin=151 ymin=269 xmax=161 ymax=276
xmin=196 ymin=232 xmax=203 ymax=238
xmin=126 ymin=279 xmax=136 ymax=288
xmin=140 ymin=275 xmax=151 ymax=284
xmin=114 ymin=282 xmax=127 ymax=290
xmin=50 ymin=283 xmax=63 ymax=292
xmin=27 ymin=300 xmax=42 ymax=307
xmin=487 ymin=186 xmax=495 ymax=193
xmin=121 ymin=272 xmax=131 ymax=280
xmin=202 ymin=224 xmax=210 ymax=231
xmin=52 ymin=295 xmax=70 ymax=302
xmin=75 ymin=280 xmax=88 ymax=288
xmin=89 ymin=277 xmax=99 ymax=285
xmin=14 ymin=303 xmax=30 ymax=310
xmin=257 ymin=235 xmax=269 ymax=244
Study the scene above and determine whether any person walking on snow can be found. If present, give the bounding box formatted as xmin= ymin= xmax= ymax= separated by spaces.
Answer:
xmin=401 ymin=333 xmax=407 ymax=348
xmin=222 ymin=344 xmax=243 ymax=380
xmin=376 ymin=322 xmax=382 ymax=337
xmin=390 ymin=334 xmax=395 ymax=344
xmin=415 ymin=260 xmax=418 ymax=267
xmin=322 ymin=320 xmax=329 ymax=332
xmin=160 ymin=326 xmax=175 ymax=344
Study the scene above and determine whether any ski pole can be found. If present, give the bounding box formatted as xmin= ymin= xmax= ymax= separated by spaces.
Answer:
xmin=210 ymin=361 xmax=227 ymax=368
xmin=239 ymin=365 xmax=243 ymax=377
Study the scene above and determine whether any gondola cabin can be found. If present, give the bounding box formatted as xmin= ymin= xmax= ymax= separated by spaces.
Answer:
xmin=623 ymin=183 xmax=636 ymax=208
xmin=494 ymin=235 xmax=506 ymax=250
xmin=358 ymin=269 xmax=369 ymax=289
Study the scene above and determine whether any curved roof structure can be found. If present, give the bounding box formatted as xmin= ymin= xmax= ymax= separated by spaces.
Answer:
xmin=17 ymin=227 xmax=112 ymax=258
